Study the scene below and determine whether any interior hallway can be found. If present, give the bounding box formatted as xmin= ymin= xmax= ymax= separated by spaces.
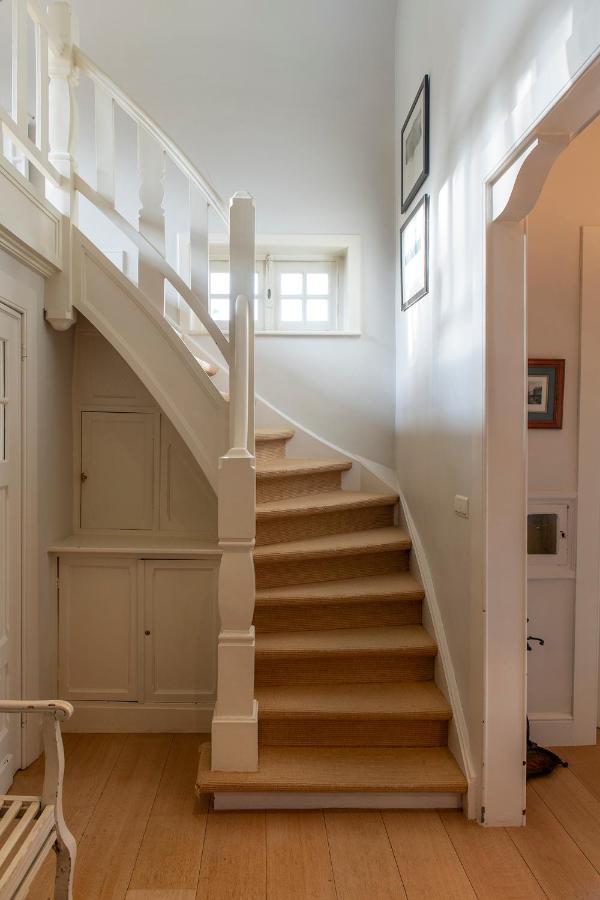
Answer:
xmin=12 ymin=732 xmax=600 ymax=899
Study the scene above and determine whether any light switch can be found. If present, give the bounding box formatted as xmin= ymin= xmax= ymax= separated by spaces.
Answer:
xmin=454 ymin=495 xmax=469 ymax=518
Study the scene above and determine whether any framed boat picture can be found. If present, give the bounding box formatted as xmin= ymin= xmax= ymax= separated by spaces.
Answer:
xmin=401 ymin=75 xmax=430 ymax=213
xmin=400 ymin=194 xmax=429 ymax=311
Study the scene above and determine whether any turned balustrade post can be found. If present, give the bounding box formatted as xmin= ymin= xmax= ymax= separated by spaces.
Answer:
xmin=211 ymin=193 xmax=257 ymax=772
xmin=45 ymin=0 xmax=78 ymax=330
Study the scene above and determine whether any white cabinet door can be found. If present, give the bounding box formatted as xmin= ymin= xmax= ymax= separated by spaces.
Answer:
xmin=143 ymin=560 xmax=217 ymax=703
xmin=80 ymin=411 xmax=157 ymax=530
xmin=59 ymin=557 xmax=140 ymax=701
xmin=0 ymin=305 xmax=21 ymax=790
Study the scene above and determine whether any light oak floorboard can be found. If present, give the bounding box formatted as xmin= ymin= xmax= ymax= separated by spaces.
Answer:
xmin=383 ymin=810 xmax=476 ymax=899
xmin=266 ymin=811 xmax=336 ymax=900
xmin=11 ymin=732 xmax=127 ymax=900
xmin=129 ymin=736 xmax=207 ymax=893
xmin=531 ymin=767 xmax=600 ymax=873
xmin=325 ymin=810 xmax=407 ymax=899
xmin=196 ymin=812 xmax=266 ymax=900
xmin=507 ymin=790 xmax=600 ymax=899
xmin=74 ymin=734 xmax=173 ymax=899
xmin=440 ymin=810 xmax=545 ymax=899
xmin=552 ymin=742 xmax=600 ymax=804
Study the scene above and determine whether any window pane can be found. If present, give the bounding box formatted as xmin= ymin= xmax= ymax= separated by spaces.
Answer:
xmin=307 ymin=298 xmax=329 ymax=322
xmin=280 ymin=273 xmax=303 ymax=296
xmin=307 ymin=273 xmax=329 ymax=296
xmin=280 ymin=297 xmax=303 ymax=322
xmin=210 ymin=272 xmax=230 ymax=295
xmin=210 ymin=297 xmax=230 ymax=320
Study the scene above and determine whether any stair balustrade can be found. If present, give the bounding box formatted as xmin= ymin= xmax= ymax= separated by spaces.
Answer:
xmin=0 ymin=0 xmax=258 ymax=772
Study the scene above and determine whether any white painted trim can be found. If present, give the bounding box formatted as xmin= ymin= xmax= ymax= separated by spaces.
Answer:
xmin=0 ymin=156 xmax=62 ymax=278
xmin=483 ymin=51 xmax=600 ymax=825
xmin=528 ymin=713 xmax=575 ymax=747
xmin=213 ymin=792 xmax=463 ymax=811
xmin=574 ymin=227 xmax=600 ymax=744
xmin=398 ymin=492 xmax=477 ymax=820
xmin=0 ymin=272 xmax=41 ymax=768
xmin=61 ymin=701 xmax=213 ymax=733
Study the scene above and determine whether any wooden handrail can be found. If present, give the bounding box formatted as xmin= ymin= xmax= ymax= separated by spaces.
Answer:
xmin=231 ymin=294 xmax=250 ymax=452
xmin=73 ymin=48 xmax=229 ymax=227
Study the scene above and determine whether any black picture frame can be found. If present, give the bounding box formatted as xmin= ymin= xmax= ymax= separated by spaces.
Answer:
xmin=400 ymin=194 xmax=429 ymax=311
xmin=401 ymin=75 xmax=430 ymax=213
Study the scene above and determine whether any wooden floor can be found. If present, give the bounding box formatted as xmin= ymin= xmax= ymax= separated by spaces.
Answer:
xmin=11 ymin=731 xmax=600 ymax=899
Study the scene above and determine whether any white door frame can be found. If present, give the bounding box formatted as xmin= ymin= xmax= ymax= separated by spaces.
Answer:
xmin=483 ymin=55 xmax=600 ymax=825
xmin=0 ymin=271 xmax=41 ymax=769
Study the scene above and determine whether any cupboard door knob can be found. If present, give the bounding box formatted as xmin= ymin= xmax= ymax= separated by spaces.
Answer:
xmin=80 ymin=472 xmax=88 ymax=483
xmin=144 ymin=630 xmax=151 ymax=636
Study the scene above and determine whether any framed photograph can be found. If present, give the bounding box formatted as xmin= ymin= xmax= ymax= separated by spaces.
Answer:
xmin=528 ymin=359 xmax=565 ymax=429
xmin=401 ymin=75 xmax=430 ymax=213
xmin=400 ymin=194 xmax=429 ymax=311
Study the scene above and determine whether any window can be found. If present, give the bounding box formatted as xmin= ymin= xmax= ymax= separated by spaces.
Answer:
xmin=209 ymin=257 xmax=339 ymax=333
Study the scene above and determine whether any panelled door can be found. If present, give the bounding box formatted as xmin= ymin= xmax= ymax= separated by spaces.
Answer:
xmin=0 ymin=304 xmax=21 ymax=792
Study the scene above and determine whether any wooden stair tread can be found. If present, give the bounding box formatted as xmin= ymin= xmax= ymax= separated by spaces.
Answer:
xmin=256 ymin=428 xmax=295 ymax=442
xmin=256 ymin=625 xmax=436 ymax=657
xmin=254 ymin=527 xmax=411 ymax=563
xmin=197 ymin=743 xmax=466 ymax=793
xmin=255 ymin=572 xmax=424 ymax=606
xmin=256 ymin=490 xmax=398 ymax=520
xmin=256 ymin=682 xmax=451 ymax=720
xmin=194 ymin=357 xmax=218 ymax=377
xmin=256 ymin=458 xmax=352 ymax=478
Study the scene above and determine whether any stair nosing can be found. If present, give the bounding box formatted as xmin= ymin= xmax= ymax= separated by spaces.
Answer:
xmin=256 ymin=491 xmax=398 ymax=521
xmin=256 ymin=626 xmax=437 ymax=659
xmin=255 ymin=573 xmax=425 ymax=607
xmin=256 ymin=685 xmax=451 ymax=721
xmin=255 ymin=428 xmax=295 ymax=442
xmin=256 ymin=458 xmax=352 ymax=480
xmin=253 ymin=528 xmax=411 ymax=564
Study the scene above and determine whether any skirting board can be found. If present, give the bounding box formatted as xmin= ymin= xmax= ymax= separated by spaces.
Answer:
xmin=213 ymin=792 xmax=464 ymax=811
xmin=63 ymin=702 xmax=213 ymax=733
xmin=528 ymin=714 xmax=579 ymax=747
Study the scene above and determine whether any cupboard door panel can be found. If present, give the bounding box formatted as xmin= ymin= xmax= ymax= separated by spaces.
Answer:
xmin=144 ymin=560 xmax=217 ymax=703
xmin=80 ymin=411 xmax=157 ymax=530
xmin=59 ymin=557 xmax=139 ymax=701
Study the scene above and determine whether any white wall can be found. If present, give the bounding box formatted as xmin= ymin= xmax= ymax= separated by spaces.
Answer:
xmin=395 ymin=0 xmax=600 ymax=783
xmin=0 ymin=249 xmax=73 ymax=701
xmin=70 ymin=0 xmax=398 ymax=466
xmin=526 ymin=117 xmax=600 ymax=722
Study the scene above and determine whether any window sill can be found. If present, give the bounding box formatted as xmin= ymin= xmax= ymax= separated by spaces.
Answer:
xmin=256 ymin=330 xmax=362 ymax=338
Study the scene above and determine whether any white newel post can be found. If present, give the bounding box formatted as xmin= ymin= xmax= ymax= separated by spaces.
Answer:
xmin=45 ymin=0 xmax=78 ymax=331
xmin=211 ymin=193 xmax=257 ymax=772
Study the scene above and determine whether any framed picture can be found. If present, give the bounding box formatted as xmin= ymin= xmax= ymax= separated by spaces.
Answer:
xmin=400 ymin=194 xmax=429 ymax=311
xmin=528 ymin=359 xmax=565 ymax=429
xmin=401 ymin=75 xmax=430 ymax=213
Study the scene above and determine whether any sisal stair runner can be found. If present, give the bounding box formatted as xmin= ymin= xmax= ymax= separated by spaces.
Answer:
xmin=197 ymin=427 xmax=467 ymax=800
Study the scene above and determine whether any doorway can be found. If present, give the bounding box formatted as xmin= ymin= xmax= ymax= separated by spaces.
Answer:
xmin=484 ymin=55 xmax=600 ymax=825
xmin=0 ymin=302 xmax=22 ymax=793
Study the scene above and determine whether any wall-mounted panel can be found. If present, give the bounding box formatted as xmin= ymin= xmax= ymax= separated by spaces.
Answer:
xmin=75 ymin=327 xmax=155 ymax=407
xmin=159 ymin=417 xmax=217 ymax=536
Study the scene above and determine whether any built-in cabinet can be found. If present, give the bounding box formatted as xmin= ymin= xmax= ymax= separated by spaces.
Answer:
xmin=54 ymin=319 xmax=221 ymax=732
xmin=57 ymin=553 xmax=219 ymax=730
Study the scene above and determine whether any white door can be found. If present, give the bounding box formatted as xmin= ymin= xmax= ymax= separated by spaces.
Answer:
xmin=80 ymin=411 xmax=157 ymax=530
xmin=0 ymin=304 xmax=21 ymax=791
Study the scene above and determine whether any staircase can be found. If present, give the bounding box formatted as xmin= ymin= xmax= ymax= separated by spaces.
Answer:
xmin=197 ymin=428 xmax=467 ymax=806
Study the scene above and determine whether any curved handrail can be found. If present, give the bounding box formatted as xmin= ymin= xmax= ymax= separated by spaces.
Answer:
xmin=75 ymin=175 xmax=231 ymax=362
xmin=231 ymin=294 xmax=250 ymax=452
xmin=73 ymin=48 xmax=229 ymax=226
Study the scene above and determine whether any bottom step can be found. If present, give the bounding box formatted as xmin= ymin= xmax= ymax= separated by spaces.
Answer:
xmin=213 ymin=791 xmax=463 ymax=810
xmin=196 ymin=743 xmax=467 ymax=796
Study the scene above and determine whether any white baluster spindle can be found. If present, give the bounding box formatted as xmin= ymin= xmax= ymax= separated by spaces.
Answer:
xmin=138 ymin=127 xmax=166 ymax=309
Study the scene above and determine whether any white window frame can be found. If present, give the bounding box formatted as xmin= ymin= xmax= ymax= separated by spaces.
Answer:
xmin=208 ymin=234 xmax=361 ymax=337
